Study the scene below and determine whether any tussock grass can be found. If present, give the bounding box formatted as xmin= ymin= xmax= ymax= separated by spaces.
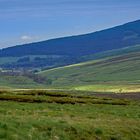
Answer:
xmin=0 ymin=90 xmax=129 ymax=105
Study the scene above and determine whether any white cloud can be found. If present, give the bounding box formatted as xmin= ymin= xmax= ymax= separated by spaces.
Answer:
xmin=21 ymin=35 xmax=32 ymax=41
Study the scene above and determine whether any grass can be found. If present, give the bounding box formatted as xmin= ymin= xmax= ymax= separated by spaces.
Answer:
xmin=39 ymin=49 xmax=140 ymax=92
xmin=0 ymin=90 xmax=130 ymax=105
xmin=74 ymin=84 xmax=140 ymax=93
xmin=0 ymin=75 xmax=46 ymax=89
xmin=0 ymin=90 xmax=139 ymax=140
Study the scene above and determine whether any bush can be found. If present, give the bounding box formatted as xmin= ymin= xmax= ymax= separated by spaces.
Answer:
xmin=95 ymin=128 xmax=103 ymax=135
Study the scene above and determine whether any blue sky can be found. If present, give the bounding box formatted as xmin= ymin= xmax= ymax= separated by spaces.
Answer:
xmin=0 ymin=0 xmax=140 ymax=48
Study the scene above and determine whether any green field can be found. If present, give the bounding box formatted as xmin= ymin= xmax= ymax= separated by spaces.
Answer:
xmin=74 ymin=84 xmax=140 ymax=93
xmin=0 ymin=90 xmax=139 ymax=140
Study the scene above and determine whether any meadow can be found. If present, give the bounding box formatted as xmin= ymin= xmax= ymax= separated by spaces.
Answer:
xmin=0 ymin=90 xmax=139 ymax=140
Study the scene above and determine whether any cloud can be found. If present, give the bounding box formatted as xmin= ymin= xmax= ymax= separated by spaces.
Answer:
xmin=21 ymin=35 xmax=32 ymax=41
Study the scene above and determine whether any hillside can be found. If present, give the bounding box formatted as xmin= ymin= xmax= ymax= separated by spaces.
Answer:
xmin=39 ymin=45 xmax=140 ymax=92
xmin=0 ymin=20 xmax=140 ymax=69
xmin=82 ymin=44 xmax=140 ymax=61
xmin=0 ymin=75 xmax=47 ymax=89
xmin=0 ymin=45 xmax=140 ymax=91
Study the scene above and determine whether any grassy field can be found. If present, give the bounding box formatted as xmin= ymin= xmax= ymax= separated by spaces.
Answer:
xmin=0 ymin=89 xmax=139 ymax=140
xmin=74 ymin=84 xmax=140 ymax=93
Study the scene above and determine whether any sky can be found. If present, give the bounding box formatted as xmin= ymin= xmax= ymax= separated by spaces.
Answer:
xmin=0 ymin=0 xmax=140 ymax=48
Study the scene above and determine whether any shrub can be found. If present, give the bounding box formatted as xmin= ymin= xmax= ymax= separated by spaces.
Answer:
xmin=95 ymin=128 xmax=103 ymax=135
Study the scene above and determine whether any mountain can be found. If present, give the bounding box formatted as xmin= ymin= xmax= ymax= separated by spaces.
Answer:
xmin=0 ymin=20 xmax=140 ymax=70
xmin=0 ymin=20 xmax=140 ymax=57
xmin=39 ymin=45 xmax=140 ymax=92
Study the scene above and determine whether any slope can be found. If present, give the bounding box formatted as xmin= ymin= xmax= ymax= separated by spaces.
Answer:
xmin=39 ymin=45 xmax=140 ymax=92
xmin=0 ymin=74 xmax=47 ymax=89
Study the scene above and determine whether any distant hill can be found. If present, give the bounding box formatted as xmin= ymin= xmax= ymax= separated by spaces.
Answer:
xmin=0 ymin=20 xmax=140 ymax=58
xmin=0 ymin=20 xmax=140 ymax=69
xmin=39 ymin=45 xmax=140 ymax=92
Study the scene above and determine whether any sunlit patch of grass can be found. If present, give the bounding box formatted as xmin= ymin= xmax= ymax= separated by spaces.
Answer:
xmin=74 ymin=84 xmax=140 ymax=93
